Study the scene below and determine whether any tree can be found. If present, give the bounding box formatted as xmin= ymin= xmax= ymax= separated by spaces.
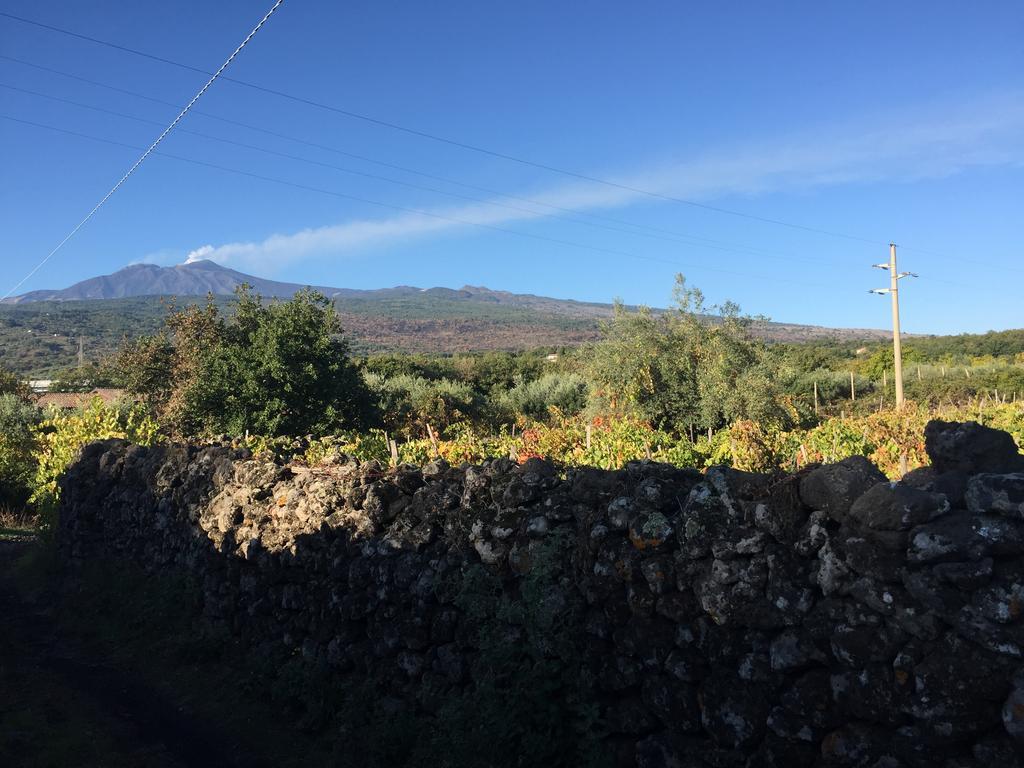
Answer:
xmin=116 ymin=287 xmax=374 ymax=437
xmin=0 ymin=393 xmax=40 ymax=508
xmin=586 ymin=275 xmax=786 ymax=434
xmin=859 ymin=345 xmax=925 ymax=381
xmin=0 ymin=366 xmax=33 ymax=402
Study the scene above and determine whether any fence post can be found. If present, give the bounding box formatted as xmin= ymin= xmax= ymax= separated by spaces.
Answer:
xmin=850 ymin=371 xmax=856 ymax=401
xmin=813 ymin=381 xmax=819 ymax=415
xmin=585 ymin=424 xmax=592 ymax=451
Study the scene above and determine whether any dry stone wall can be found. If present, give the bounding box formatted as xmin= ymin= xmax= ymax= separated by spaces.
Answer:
xmin=58 ymin=420 xmax=1024 ymax=767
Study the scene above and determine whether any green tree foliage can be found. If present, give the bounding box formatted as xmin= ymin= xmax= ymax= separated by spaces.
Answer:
xmin=904 ymin=329 xmax=1024 ymax=362
xmin=497 ymin=372 xmax=588 ymax=422
xmin=115 ymin=288 xmax=373 ymax=437
xmin=360 ymin=353 xmax=452 ymax=381
xmin=451 ymin=350 xmax=547 ymax=393
xmin=0 ymin=366 xmax=33 ymax=402
xmin=586 ymin=275 xmax=786 ymax=433
xmin=859 ymin=345 xmax=926 ymax=380
xmin=30 ymin=398 xmax=160 ymax=511
xmin=365 ymin=373 xmax=477 ymax=438
xmin=0 ymin=393 xmax=41 ymax=508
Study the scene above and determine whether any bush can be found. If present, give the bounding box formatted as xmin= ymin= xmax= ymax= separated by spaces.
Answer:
xmin=585 ymin=275 xmax=788 ymax=434
xmin=117 ymin=288 xmax=373 ymax=437
xmin=802 ymin=418 xmax=872 ymax=465
xmin=497 ymin=373 xmax=588 ymax=422
xmin=0 ymin=367 xmax=33 ymax=401
xmin=30 ymin=398 xmax=160 ymax=513
xmin=367 ymin=373 xmax=478 ymax=438
xmin=0 ymin=394 xmax=41 ymax=508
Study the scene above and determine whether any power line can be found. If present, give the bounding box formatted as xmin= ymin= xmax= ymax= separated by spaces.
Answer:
xmin=0 ymin=9 xmax=886 ymax=248
xmin=0 ymin=114 xmax=837 ymax=292
xmin=1 ymin=82 xmax=833 ymax=269
xmin=8 ymin=55 xmax=1003 ymax=282
xmin=0 ymin=56 xmax=819 ymax=266
xmin=0 ymin=1 xmax=285 ymax=300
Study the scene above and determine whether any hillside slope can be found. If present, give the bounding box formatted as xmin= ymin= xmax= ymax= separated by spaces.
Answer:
xmin=0 ymin=261 xmax=893 ymax=375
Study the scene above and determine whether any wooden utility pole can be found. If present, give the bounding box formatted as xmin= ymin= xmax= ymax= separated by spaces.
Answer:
xmin=889 ymin=244 xmax=905 ymax=409
xmin=870 ymin=244 xmax=916 ymax=477
xmin=870 ymin=243 xmax=916 ymax=411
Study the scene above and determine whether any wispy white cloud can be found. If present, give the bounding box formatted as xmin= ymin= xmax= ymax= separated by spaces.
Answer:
xmin=183 ymin=90 xmax=1024 ymax=272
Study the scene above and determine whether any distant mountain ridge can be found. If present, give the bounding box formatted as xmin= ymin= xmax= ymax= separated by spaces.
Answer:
xmin=1 ymin=260 xmax=894 ymax=355
xmin=4 ymin=260 xmax=337 ymax=303
xmin=3 ymin=260 xmax=613 ymax=313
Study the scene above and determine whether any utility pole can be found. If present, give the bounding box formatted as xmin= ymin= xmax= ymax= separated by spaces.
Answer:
xmin=77 ymin=335 xmax=85 ymax=369
xmin=870 ymin=243 xmax=916 ymax=411
xmin=889 ymin=243 xmax=904 ymax=409
xmin=870 ymin=244 xmax=917 ymax=477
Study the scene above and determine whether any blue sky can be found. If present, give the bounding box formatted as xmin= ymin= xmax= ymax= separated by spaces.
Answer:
xmin=1 ymin=1 xmax=1021 ymax=333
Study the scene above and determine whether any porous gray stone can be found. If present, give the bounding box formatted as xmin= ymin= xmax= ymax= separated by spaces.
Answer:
xmin=799 ymin=456 xmax=887 ymax=523
xmin=925 ymin=419 xmax=1024 ymax=475
xmin=967 ymin=473 xmax=1024 ymax=519
xmin=54 ymin=422 xmax=1024 ymax=767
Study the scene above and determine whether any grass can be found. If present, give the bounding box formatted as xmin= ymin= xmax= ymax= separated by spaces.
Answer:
xmin=0 ymin=506 xmax=38 ymax=541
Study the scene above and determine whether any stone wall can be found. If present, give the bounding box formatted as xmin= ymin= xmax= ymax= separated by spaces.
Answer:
xmin=58 ymin=421 xmax=1024 ymax=767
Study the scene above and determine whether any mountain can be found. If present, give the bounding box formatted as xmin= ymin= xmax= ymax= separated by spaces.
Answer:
xmin=2 ymin=260 xmax=648 ymax=317
xmin=2 ymin=260 xmax=342 ymax=303
xmin=0 ymin=260 xmax=895 ymax=375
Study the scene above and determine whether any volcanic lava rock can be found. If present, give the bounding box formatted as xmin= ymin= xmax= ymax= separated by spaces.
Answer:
xmin=799 ymin=456 xmax=887 ymax=523
xmin=55 ymin=421 xmax=1024 ymax=766
xmin=925 ymin=419 xmax=1024 ymax=475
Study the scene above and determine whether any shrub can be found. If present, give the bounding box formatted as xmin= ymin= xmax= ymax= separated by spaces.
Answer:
xmin=30 ymin=398 xmax=160 ymax=512
xmin=585 ymin=275 xmax=788 ymax=434
xmin=367 ymin=374 xmax=478 ymax=438
xmin=802 ymin=418 xmax=873 ymax=465
xmin=0 ymin=393 xmax=41 ymax=508
xmin=117 ymin=288 xmax=373 ymax=437
xmin=497 ymin=373 xmax=588 ymax=422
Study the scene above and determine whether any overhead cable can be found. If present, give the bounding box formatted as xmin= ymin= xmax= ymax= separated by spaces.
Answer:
xmin=0 ymin=1 xmax=285 ymax=299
